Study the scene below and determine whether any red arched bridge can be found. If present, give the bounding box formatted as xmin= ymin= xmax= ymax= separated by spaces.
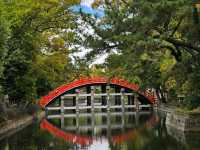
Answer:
xmin=39 ymin=77 xmax=156 ymax=117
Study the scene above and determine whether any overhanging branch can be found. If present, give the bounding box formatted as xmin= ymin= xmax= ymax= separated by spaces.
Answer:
xmin=166 ymin=38 xmax=200 ymax=53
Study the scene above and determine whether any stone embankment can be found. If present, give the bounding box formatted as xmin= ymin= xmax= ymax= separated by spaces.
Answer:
xmin=159 ymin=104 xmax=200 ymax=132
xmin=0 ymin=111 xmax=45 ymax=140
xmin=166 ymin=112 xmax=200 ymax=132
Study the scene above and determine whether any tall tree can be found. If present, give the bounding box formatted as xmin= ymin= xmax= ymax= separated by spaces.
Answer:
xmin=1 ymin=0 xmax=80 ymax=104
xmin=0 ymin=1 xmax=10 ymax=97
xmin=78 ymin=0 xmax=200 ymax=101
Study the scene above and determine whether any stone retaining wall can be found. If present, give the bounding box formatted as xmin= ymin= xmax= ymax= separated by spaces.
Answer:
xmin=0 ymin=111 xmax=45 ymax=140
xmin=0 ymin=116 xmax=33 ymax=140
xmin=166 ymin=112 xmax=200 ymax=132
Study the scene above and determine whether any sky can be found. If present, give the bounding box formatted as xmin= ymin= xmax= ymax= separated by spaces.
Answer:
xmin=81 ymin=0 xmax=94 ymax=6
xmin=72 ymin=0 xmax=104 ymax=18
xmin=71 ymin=0 xmax=107 ymax=66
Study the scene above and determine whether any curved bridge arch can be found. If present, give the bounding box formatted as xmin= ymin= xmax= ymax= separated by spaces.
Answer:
xmin=39 ymin=77 xmax=155 ymax=108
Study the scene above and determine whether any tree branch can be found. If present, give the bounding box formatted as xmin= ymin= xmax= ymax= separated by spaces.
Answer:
xmin=166 ymin=37 xmax=200 ymax=53
xmin=170 ymin=15 xmax=185 ymax=37
xmin=121 ymin=0 xmax=129 ymax=7
xmin=159 ymin=45 xmax=182 ymax=61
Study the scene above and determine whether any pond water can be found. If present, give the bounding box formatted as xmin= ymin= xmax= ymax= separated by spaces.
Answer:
xmin=0 ymin=111 xmax=200 ymax=150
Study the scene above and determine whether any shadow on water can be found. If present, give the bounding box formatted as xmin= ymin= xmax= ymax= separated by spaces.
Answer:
xmin=0 ymin=111 xmax=200 ymax=150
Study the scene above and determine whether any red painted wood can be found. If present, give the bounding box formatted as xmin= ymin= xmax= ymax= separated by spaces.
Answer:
xmin=40 ymin=119 xmax=92 ymax=146
xmin=40 ymin=116 xmax=159 ymax=146
xmin=39 ymin=77 xmax=155 ymax=108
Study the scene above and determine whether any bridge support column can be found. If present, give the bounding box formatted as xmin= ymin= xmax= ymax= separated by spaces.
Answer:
xmin=128 ymin=94 xmax=134 ymax=111
xmin=121 ymin=88 xmax=125 ymax=114
xmin=135 ymin=112 xmax=139 ymax=126
xmin=101 ymin=85 xmax=107 ymax=112
xmin=106 ymin=85 xmax=110 ymax=112
xmin=91 ymin=86 xmax=95 ymax=114
xmin=75 ymin=89 xmax=79 ymax=114
xmin=92 ymin=112 xmax=95 ymax=136
xmin=60 ymin=98 xmax=65 ymax=129
xmin=45 ymin=108 xmax=48 ymax=117
xmin=90 ymin=86 xmax=95 ymax=136
xmin=115 ymin=86 xmax=121 ymax=111
xmin=86 ymin=86 xmax=91 ymax=113
xmin=135 ymin=95 xmax=139 ymax=112
xmin=61 ymin=116 xmax=65 ymax=129
xmin=122 ymin=110 xmax=125 ymax=133
xmin=76 ymin=113 xmax=79 ymax=133
xmin=75 ymin=90 xmax=80 ymax=133
xmin=121 ymin=88 xmax=126 ymax=132
xmin=107 ymin=111 xmax=111 ymax=138
xmin=72 ymin=89 xmax=76 ymax=113
xmin=60 ymin=98 xmax=64 ymax=114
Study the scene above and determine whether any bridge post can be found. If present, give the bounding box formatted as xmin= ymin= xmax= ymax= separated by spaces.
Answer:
xmin=91 ymin=86 xmax=95 ymax=114
xmin=135 ymin=95 xmax=139 ymax=112
xmin=45 ymin=107 xmax=48 ymax=117
xmin=92 ymin=112 xmax=95 ymax=136
xmin=73 ymin=96 xmax=76 ymax=113
xmin=121 ymin=88 xmax=126 ymax=132
xmin=107 ymin=111 xmax=111 ymax=138
xmin=122 ymin=110 xmax=125 ymax=132
xmin=135 ymin=111 xmax=139 ymax=126
xmin=60 ymin=98 xmax=64 ymax=114
xmin=128 ymin=94 xmax=134 ymax=111
xmin=121 ymin=88 xmax=125 ymax=114
xmin=61 ymin=116 xmax=65 ymax=129
xmin=76 ymin=113 xmax=79 ymax=133
xmin=86 ymin=86 xmax=91 ymax=112
xmin=90 ymin=86 xmax=95 ymax=136
xmin=106 ymin=85 xmax=110 ymax=112
xmin=75 ymin=89 xmax=80 ymax=114
xmin=115 ymin=86 xmax=121 ymax=111
xmin=101 ymin=85 xmax=107 ymax=112
xmin=60 ymin=98 xmax=65 ymax=129
xmin=75 ymin=89 xmax=80 ymax=134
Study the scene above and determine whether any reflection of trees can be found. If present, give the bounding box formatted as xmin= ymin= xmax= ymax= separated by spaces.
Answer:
xmin=104 ymin=115 xmax=189 ymax=150
xmin=0 ymin=124 xmax=74 ymax=150
xmin=1 ymin=114 xmax=197 ymax=150
xmin=122 ymin=118 xmax=186 ymax=150
xmin=166 ymin=125 xmax=200 ymax=150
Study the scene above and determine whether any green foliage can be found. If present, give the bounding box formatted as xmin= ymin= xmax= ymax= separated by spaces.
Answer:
xmin=0 ymin=0 xmax=82 ymax=104
xmin=31 ymin=52 xmax=71 ymax=97
xmin=0 ymin=2 xmax=10 ymax=99
xmin=89 ymin=64 xmax=106 ymax=77
xmin=79 ymin=0 xmax=200 ymax=106
xmin=183 ymin=96 xmax=200 ymax=110
xmin=0 ymin=0 xmax=199 ymax=109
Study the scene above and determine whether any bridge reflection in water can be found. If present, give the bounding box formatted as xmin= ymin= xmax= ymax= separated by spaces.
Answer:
xmin=39 ymin=77 xmax=158 ymax=149
xmin=40 ymin=111 xmax=159 ymax=149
